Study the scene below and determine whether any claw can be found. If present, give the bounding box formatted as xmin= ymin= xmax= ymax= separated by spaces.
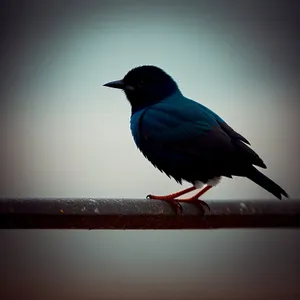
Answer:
xmin=188 ymin=199 xmax=211 ymax=213
xmin=147 ymin=194 xmax=183 ymax=214
xmin=168 ymin=199 xmax=183 ymax=214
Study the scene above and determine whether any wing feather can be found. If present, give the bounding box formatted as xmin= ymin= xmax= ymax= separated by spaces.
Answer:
xmin=131 ymin=97 xmax=265 ymax=183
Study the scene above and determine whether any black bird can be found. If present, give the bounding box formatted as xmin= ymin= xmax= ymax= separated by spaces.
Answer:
xmin=104 ymin=65 xmax=289 ymax=213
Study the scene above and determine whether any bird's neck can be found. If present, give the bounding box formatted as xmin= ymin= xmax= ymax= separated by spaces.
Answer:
xmin=130 ymin=90 xmax=183 ymax=115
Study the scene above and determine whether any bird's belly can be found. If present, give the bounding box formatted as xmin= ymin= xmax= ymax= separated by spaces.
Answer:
xmin=140 ymin=145 xmax=222 ymax=184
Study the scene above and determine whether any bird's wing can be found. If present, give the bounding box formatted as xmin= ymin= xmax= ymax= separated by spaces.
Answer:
xmin=132 ymin=98 xmax=265 ymax=182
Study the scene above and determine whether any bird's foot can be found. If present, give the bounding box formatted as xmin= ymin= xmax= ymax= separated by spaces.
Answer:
xmin=146 ymin=195 xmax=183 ymax=214
xmin=176 ymin=198 xmax=211 ymax=213
xmin=147 ymin=185 xmax=212 ymax=215
xmin=174 ymin=185 xmax=212 ymax=212
xmin=146 ymin=186 xmax=196 ymax=214
xmin=147 ymin=186 xmax=196 ymax=201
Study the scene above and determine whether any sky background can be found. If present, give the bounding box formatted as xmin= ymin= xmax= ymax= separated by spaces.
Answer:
xmin=1 ymin=0 xmax=300 ymax=299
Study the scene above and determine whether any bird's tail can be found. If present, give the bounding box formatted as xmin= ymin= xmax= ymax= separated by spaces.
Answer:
xmin=247 ymin=167 xmax=289 ymax=199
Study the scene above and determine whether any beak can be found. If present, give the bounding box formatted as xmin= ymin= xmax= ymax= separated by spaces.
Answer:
xmin=103 ymin=79 xmax=135 ymax=91
xmin=103 ymin=79 xmax=125 ymax=89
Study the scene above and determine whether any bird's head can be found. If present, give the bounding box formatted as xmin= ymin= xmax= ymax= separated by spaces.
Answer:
xmin=103 ymin=65 xmax=180 ymax=112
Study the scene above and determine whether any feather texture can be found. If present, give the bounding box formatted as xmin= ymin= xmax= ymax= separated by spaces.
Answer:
xmin=131 ymin=93 xmax=265 ymax=183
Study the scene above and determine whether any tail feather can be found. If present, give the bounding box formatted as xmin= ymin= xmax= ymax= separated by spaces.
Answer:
xmin=247 ymin=167 xmax=289 ymax=199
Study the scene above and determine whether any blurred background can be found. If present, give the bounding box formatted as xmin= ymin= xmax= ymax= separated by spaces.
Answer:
xmin=0 ymin=0 xmax=299 ymax=299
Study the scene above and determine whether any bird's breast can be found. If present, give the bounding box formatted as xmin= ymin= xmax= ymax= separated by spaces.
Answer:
xmin=130 ymin=109 xmax=147 ymax=148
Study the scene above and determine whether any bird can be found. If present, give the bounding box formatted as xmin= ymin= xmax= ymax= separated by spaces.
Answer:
xmin=103 ymin=65 xmax=289 ymax=214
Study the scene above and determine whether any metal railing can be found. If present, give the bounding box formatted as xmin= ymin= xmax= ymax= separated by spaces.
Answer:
xmin=1 ymin=198 xmax=299 ymax=229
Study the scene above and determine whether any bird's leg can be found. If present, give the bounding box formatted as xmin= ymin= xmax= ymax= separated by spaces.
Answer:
xmin=147 ymin=186 xmax=196 ymax=200
xmin=147 ymin=185 xmax=212 ymax=214
xmin=147 ymin=186 xmax=196 ymax=214
xmin=174 ymin=185 xmax=212 ymax=213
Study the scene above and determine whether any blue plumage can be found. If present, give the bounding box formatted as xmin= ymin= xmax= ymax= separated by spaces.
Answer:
xmin=104 ymin=65 xmax=288 ymax=203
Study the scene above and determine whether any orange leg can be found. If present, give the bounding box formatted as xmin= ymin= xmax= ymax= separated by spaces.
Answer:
xmin=146 ymin=186 xmax=196 ymax=200
xmin=147 ymin=185 xmax=212 ymax=214
xmin=176 ymin=185 xmax=212 ymax=213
